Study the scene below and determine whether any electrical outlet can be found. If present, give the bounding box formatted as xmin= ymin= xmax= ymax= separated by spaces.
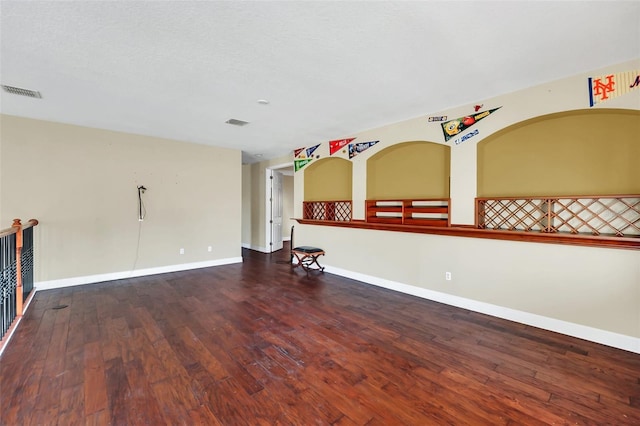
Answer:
xmin=445 ymin=272 xmax=452 ymax=281
xmin=207 ymin=246 xmax=212 ymax=252
xmin=179 ymin=248 xmax=184 ymax=255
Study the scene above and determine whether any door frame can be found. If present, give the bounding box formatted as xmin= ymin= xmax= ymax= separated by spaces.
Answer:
xmin=265 ymin=162 xmax=293 ymax=253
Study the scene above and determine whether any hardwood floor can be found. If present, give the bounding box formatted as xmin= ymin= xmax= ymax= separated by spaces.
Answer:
xmin=1 ymin=245 xmax=639 ymax=425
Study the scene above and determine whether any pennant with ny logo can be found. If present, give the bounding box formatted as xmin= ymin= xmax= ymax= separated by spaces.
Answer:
xmin=588 ymin=70 xmax=640 ymax=107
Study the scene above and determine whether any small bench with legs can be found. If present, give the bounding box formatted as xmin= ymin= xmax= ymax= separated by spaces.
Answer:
xmin=290 ymin=226 xmax=325 ymax=273
xmin=291 ymin=246 xmax=325 ymax=272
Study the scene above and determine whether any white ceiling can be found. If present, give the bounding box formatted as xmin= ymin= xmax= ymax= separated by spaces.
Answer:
xmin=1 ymin=1 xmax=638 ymax=163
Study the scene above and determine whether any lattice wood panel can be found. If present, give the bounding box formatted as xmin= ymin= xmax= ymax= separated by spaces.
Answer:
xmin=477 ymin=199 xmax=549 ymax=232
xmin=332 ymin=201 xmax=352 ymax=221
xmin=477 ymin=195 xmax=640 ymax=237
xmin=552 ymin=197 xmax=640 ymax=236
xmin=303 ymin=201 xmax=352 ymax=221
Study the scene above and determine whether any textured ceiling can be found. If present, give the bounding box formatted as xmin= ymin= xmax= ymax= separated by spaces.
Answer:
xmin=1 ymin=1 xmax=639 ymax=163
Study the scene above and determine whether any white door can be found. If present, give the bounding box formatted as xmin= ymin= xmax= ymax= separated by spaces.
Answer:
xmin=270 ymin=171 xmax=284 ymax=252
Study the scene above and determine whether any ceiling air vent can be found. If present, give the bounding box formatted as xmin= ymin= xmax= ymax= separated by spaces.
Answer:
xmin=1 ymin=85 xmax=42 ymax=99
xmin=225 ymin=118 xmax=249 ymax=126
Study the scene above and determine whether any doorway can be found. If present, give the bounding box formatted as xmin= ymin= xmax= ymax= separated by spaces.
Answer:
xmin=265 ymin=162 xmax=294 ymax=253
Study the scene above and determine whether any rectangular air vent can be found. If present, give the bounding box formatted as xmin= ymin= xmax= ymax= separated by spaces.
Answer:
xmin=1 ymin=85 xmax=42 ymax=99
xmin=225 ymin=118 xmax=249 ymax=126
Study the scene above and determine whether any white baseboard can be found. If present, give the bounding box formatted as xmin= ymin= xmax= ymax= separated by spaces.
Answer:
xmin=324 ymin=265 xmax=640 ymax=355
xmin=242 ymin=243 xmax=270 ymax=253
xmin=0 ymin=316 xmax=23 ymax=358
xmin=35 ymin=257 xmax=243 ymax=291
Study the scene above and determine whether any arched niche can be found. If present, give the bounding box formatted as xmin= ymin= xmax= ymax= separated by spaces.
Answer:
xmin=477 ymin=109 xmax=640 ymax=197
xmin=303 ymin=157 xmax=352 ymax=201
xmin=366 ymin=141 xmax=450 ymax=199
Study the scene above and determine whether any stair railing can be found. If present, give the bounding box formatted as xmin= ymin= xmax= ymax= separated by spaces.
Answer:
xmin=0 ymin=219 xmax=39 ymax=349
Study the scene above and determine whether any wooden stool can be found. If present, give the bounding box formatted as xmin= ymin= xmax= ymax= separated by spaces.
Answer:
xmin=291 ymin=246 xmax=325 ymax=272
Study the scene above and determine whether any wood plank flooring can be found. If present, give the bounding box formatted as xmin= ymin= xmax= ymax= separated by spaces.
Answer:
xmin=1 ymin=245 xmax=639 ymax=425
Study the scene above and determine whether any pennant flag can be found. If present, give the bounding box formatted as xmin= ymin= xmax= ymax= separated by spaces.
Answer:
xmin=441 ymin=107 xmax=501 ymax=142
xmin=588 ymin=70 xmax=640 ymax=107
xmin=294 ymin=148 xmax=305 ymax=158
xmin=329 ymin=138 xmax=356 ymax=155
xmin=294 ymin=158 xmax=312 ymax=172
xmin=349 ymin=141 xmax=379 ymax=159
xmin=306 ymin=144 xmax=321 ymax=158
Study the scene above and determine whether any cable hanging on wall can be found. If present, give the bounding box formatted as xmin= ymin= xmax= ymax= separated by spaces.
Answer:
xmin=137 ymin=185 xmax=147 ymax=221
xmin=131 ymin=185 xmax=148 ymax=276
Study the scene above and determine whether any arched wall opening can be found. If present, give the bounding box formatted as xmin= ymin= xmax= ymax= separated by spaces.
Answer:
xmin=303 ymin=157 xmax=353 ymax=201
xmin=366 ymin=141 xmax=450 ymax=199
xmin=477 ymin=109 xmax=640 ymax=197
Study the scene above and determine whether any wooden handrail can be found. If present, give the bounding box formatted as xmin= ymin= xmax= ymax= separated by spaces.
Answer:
xmin=0 ymin=224 xmax=19 ymax=238
xmin=0 ymin=219 xmax=35 ymax=239
xmin=21 ymin=219 xmax=39 ymax=231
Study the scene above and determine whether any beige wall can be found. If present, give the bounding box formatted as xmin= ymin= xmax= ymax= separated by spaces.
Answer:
xmin=1 ymin=115 xmax=242 ymax=283
xmin=293 ymin=59 xmax=640 ymax=343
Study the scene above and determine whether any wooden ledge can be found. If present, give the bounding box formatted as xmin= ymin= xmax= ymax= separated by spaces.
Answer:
xmin=294 ymin=219 xmax=640 ymax=251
